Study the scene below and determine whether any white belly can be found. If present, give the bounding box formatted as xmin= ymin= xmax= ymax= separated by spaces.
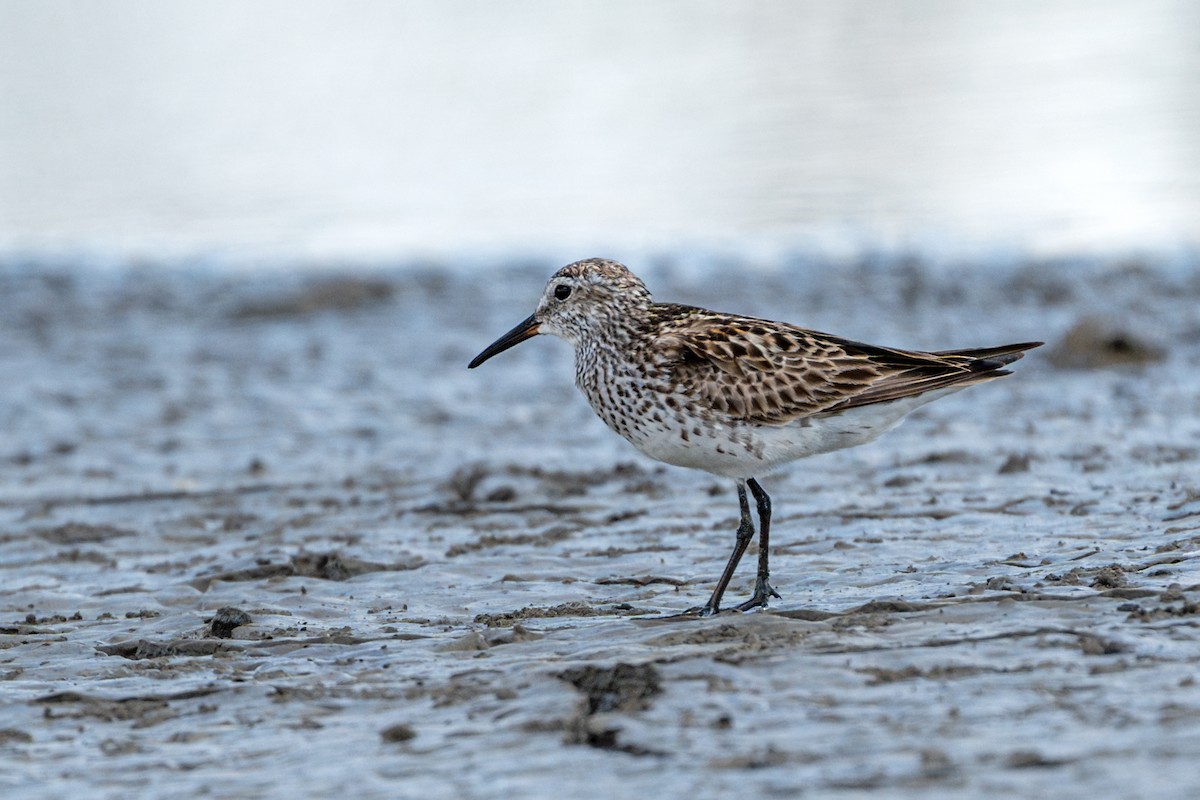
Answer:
xmin=605 ymin=387 xmax=968 ymax=479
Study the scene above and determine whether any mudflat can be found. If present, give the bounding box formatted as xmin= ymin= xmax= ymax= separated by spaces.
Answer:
xmin=1 ymin=256 xmax=1197 ymax=798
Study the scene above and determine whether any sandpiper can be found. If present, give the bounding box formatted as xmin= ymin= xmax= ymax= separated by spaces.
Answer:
xmin=469 ymin=258 xmax=1041 ymax=616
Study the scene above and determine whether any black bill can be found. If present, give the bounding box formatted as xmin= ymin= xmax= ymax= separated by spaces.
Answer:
xmin=468 ymin=314 xmax=540 ymax=368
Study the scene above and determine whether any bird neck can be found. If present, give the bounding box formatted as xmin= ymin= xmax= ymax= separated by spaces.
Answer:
xmin=572 ymin=306 xmax=646 ymax=385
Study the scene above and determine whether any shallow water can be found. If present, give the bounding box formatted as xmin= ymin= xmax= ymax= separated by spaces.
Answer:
xmin=2 ymin=0 xmax=1198 ymax=257
xmin=1 ymin=253 xmax=1198 ymax=798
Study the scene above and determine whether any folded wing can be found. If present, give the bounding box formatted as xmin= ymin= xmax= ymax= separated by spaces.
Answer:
xmin=653 ymin=306 xmax=1040 ymax=425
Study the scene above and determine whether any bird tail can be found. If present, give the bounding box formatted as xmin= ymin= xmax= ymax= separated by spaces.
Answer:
xmin=934 ymin=341 xmax=1043 ymax=371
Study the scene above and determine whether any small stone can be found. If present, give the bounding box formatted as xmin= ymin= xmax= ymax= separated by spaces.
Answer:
xmin=380 ymin=723 xmax=416 ymax=743
xmin=209 ymin=607 xmax=252 ymax=639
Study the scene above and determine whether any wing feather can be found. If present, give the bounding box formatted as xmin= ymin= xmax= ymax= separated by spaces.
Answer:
xmin=651 ymin=306 xmax=1035 ymax=425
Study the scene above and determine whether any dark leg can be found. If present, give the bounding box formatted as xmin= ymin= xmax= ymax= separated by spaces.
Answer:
xmin=691 ymin=481 xmax=754 ymax=616
xmin=733 ymin=477 xmax=781 ymax=612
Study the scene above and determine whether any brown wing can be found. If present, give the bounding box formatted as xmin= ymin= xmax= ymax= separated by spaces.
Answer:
xmin=652 ymin=305 xmax=1040 ymax=425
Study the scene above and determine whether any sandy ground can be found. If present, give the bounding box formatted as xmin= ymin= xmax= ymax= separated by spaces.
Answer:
xmin=1 ymin=254 xmax=1199 ymax=799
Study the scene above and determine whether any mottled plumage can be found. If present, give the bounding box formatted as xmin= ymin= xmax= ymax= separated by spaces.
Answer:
xmin=469 ymin=258 xmax=1041 ymax=615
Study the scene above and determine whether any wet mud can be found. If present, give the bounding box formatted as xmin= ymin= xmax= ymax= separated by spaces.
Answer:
xmin=1 ymin=256 xmax=1199 ymax=798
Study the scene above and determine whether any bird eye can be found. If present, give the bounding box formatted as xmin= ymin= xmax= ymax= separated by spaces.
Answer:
xmin=554 ymin=284 xmax=572 ymax=300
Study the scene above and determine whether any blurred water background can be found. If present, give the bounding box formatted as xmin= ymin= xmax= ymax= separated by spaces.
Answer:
xmin=2 ymin=0 xmax=1198 ymax=267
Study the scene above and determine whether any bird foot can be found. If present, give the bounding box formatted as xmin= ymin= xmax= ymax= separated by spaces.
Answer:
xmin=657 ymin=603 xmax=720 ymax=619
xmin=732 ymin=580 xmax=781 ymax=613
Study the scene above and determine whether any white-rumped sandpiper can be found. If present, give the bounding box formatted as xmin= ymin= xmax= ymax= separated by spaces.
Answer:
xmin=469 ymin=258 xmax=1040 ymax=615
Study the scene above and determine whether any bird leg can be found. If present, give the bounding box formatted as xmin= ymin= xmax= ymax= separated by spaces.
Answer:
xmin=732 ymin=478 xmax=781 ymax=612
xmin=691 ymin=481 xmax=755 ymax=616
